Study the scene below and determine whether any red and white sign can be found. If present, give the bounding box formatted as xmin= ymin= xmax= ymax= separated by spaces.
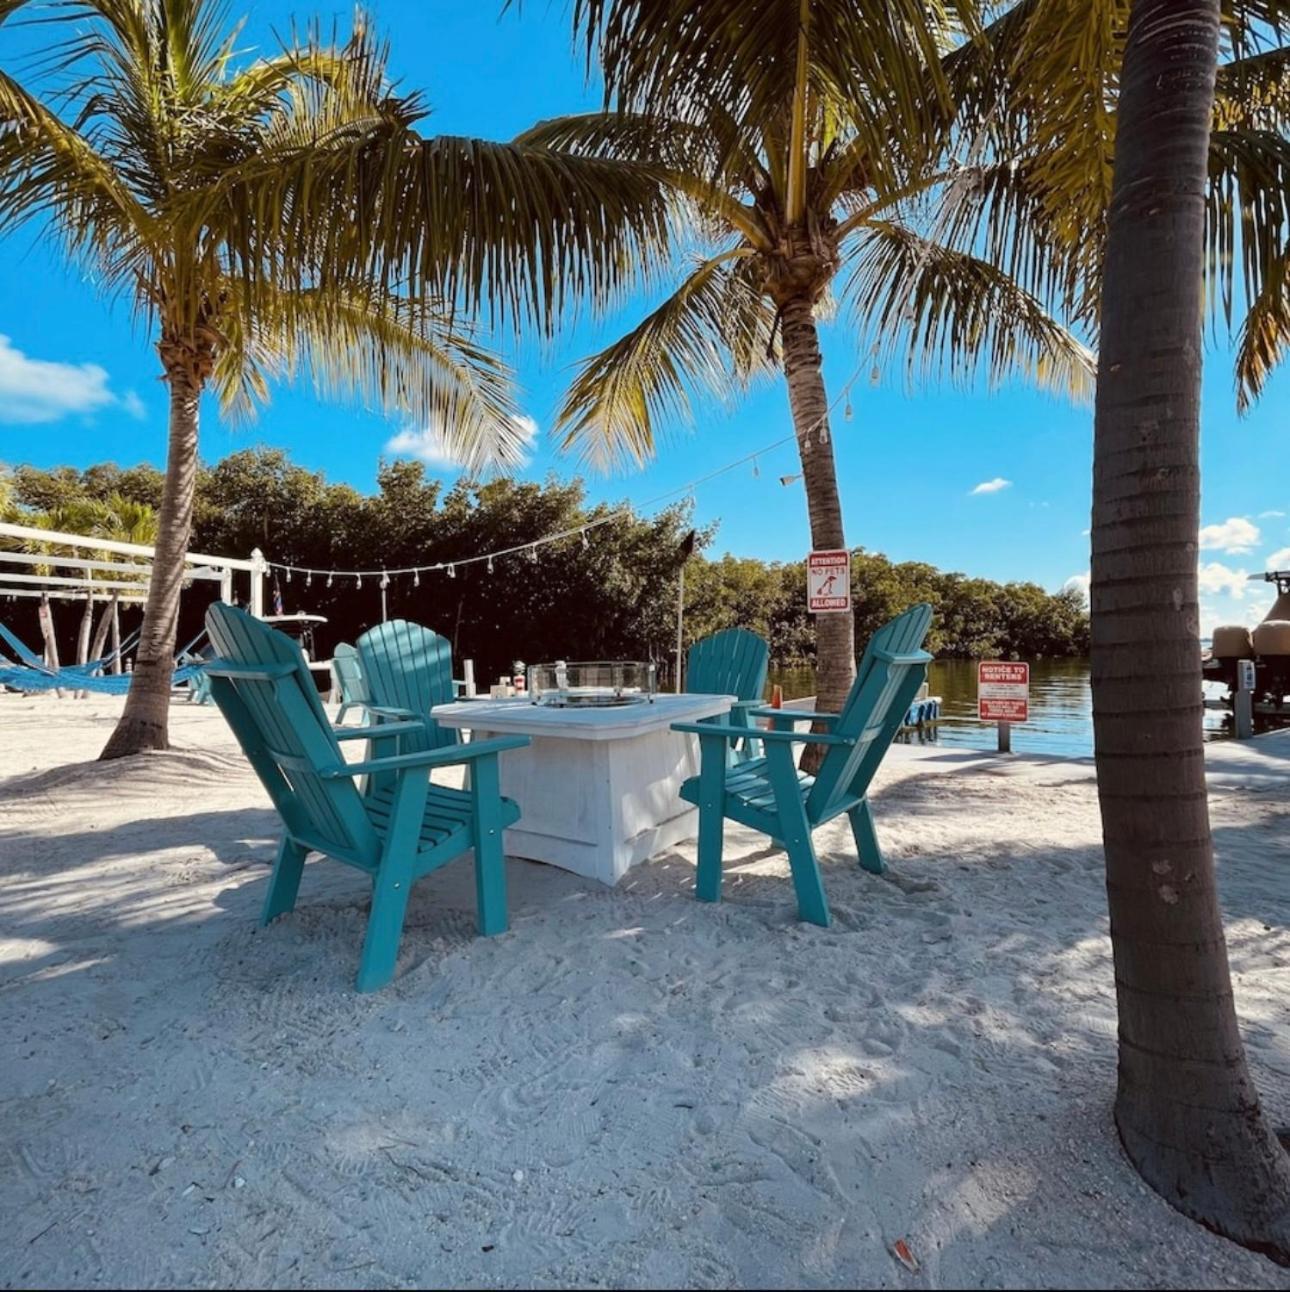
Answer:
xmin=978 ymin=661 xmax=1029 ymax=722
xmin=807 ymin=549 xmax=850 ymax=613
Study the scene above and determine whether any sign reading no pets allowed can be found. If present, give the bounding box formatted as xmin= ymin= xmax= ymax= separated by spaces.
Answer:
xmin=807 ymin=550 xmax=850 ymax=613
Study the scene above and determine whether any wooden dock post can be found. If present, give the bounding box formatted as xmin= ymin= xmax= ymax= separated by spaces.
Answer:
xmin=1235 ymin=659 xmax=1255 ymax=740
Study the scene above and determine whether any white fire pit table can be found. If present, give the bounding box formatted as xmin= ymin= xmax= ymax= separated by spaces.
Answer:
xmin=430 ymin=692 xmax=734 ymax=885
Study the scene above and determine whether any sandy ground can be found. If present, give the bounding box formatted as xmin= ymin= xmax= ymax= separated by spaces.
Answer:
xmin=1 ymin=694 xmax=1289 ymax=1290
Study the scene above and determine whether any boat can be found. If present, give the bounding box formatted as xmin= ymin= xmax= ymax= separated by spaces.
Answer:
xmin=1202 ymin=570 xmax=1290 ymax=719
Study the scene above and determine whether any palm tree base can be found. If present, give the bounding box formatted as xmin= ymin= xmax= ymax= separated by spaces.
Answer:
xmin=1117 ymin=1100 xmax=1290 ymax=1265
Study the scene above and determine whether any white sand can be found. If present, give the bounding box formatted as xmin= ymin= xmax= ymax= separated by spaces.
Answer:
xmin=2 ymin=694 xmax=1289 ymax=1290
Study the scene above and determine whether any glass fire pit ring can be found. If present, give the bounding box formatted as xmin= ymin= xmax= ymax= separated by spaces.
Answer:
xmin=528 ymin=660 xmax=657 ymax=707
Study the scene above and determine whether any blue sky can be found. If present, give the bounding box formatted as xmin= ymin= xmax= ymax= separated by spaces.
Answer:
xmin=0 ymin=0 xmax=1287 ymax=633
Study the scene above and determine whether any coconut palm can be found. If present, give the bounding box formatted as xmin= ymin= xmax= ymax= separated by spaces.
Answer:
xmin=528 ymin=3 xmax=1094 ymax=759
xmin=0 ymin=0 xmax=671 ymax=756
xmin=932 ymin=0 xmax=1290 ymax=1253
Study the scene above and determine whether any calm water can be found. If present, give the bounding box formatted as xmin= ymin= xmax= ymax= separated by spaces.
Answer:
xmin=767 ymin=658 xmax=1241 ymax=758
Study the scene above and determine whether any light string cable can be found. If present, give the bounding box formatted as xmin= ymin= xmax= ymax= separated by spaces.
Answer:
xmin=266 ymin=355 xmax=871 ymax=585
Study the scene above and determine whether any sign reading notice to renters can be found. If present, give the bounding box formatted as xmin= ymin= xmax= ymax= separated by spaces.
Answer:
xmin=978 ymin=661 xmax=1030 ymax=723
xmin=807 ymin=550 xmax=850 ymax=613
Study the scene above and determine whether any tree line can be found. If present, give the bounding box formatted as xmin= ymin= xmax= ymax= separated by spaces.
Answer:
xmin=3 ymin=451 xmax=1088 ymax=682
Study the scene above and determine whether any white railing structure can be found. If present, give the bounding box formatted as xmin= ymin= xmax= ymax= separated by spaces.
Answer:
xmin=0 ymin=521 xmax=267 ymax=615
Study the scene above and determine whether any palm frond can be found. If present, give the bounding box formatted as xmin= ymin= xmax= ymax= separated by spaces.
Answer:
xmin=555 ymin=251 xmax=774 ymax=470
xmin=212 ymin=283 xmax=528 ymax=474
xmin=845 ymin=221 xmax=1095 ymax=399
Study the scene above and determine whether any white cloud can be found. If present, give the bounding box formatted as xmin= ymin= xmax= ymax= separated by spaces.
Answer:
xmin=1266 ymin=546 xmax=1290 ymax=570
xmin=386 ymin=414 xmax=539 ymax=472
xmin=0 ymin=334 xmax=119 ymax=423
xmin=1197 ymin=561 xmax=1250 ymax=598
xmin=970 ymin=477 xmax=1012 ymax=496
xmin=1198 ymin=516 xmax=1260 ymax=554
xmin=1258 ymin=509 xmax=1286 ymax=519
xmin=1062 ymin=572 xmax=1090 ymax=603
xmin=120 ymin=389 xmax=146 ymax=420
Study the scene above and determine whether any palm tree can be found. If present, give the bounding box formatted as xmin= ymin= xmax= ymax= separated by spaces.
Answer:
xmin=0 ymin=0 xmax=671 ymax=756
xmin=527 ymin=2 xmax=1094 ymax=760
xmin=935 ymin=0 xmax=1290 ymax=1254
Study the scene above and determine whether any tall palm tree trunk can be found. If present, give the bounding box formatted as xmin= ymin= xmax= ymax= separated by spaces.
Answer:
xmin=780 ymin=292 xmax=855 ymax=770
xmin=100 ymin=366 xmax=202 ymax=758
xmin=109 ymin=595 xmax=122 ymax=675
xmin=1092 ymin=0 xmax=1290 ymax=1257
xmin=89 ymin=594 xmax=114 ymax=666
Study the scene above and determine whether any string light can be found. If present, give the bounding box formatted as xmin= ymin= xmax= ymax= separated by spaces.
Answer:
xmin=262 ymin=352 xmax=866 ymax=589
xmin=844 ymin=398 xmax=853 ymax=420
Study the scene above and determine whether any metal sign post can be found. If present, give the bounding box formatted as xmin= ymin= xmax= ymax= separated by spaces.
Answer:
xmin=978 ymin=661 xmax=1030 ymax=753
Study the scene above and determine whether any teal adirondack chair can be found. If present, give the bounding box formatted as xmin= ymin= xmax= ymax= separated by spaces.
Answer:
xmin=357 ymin=620 xmax=460 ymax=763
xmin=204 ymin=604 xmax=528 ymax=992
xmin=332 ymin=642 xmax=370 ymax=725
xmin=672 ymin=603 xmax=933 ymax=927
xmin=686 ymin=627 xmax=769 ymax=761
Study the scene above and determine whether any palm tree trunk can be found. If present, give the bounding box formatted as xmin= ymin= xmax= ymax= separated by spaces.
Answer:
xmin=100 ymin=367 xmax=202 ymax=758
xmin=779 ymin=291 xmax=854 ymax=771
xmin=1092 ymin=0 xmax=1290 ymax=1257
xmin=89 ymin=594 xmax=114 ymax=666
xmin=74 ymin=592 xmax=94 ymax=699
xmin=109 ymin=596 xmax=122 ymax=675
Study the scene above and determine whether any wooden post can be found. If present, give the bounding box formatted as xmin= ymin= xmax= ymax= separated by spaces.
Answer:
xmin=674 ymin=564 xmax=685 ymax=693
xmin=997 ymin=720 xmax=1012 ymax=754
xmin=1234 ymin=659 xmax=1255 ymax=740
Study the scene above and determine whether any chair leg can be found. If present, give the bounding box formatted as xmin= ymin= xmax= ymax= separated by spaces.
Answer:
xmin=356 ymin=859 xmax=414 ymax=992
xmin=849 ymin=799 xmax=886 ymax=875
xmin=694 ymin=733 xmax=727 ymax=903
xmin=766 ymin=744 xmax=829 ymax=927
xmin=469 ymin=754 xmax=508 ymax=936
xmin=261 ymin=836 xmax=307 ymax=926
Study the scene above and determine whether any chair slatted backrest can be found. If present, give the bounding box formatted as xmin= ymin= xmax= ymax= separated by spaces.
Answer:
xmin=686 ymin=627 xmax=769 ymax=703
xmin=357 ymin=619 xmax=459 ymax=755
xmin=206 ymin=604 xmax=377 ymax=863
xmin=332 ymin=642 xmax=369 ymax=705
xmin=806 ymin=603 xmax=934 ymax=819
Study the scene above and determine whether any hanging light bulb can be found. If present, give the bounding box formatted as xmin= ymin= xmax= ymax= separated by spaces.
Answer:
xmin=752 ymin=457 xmax=760 ymax=477
xmin=380 ymin=571 xmax=390 ymax=589
xmin=326 ymin=573 xmax=333 ymax=588
xmin=413 ymin=570 xmax=420 ymax=587
xmin=844 ymin=396 xmax=854 ymax=420
xmin=487 ymin=556 xmax=494 ymax=575
xmin=356 ymin=574 xmax=363 ymax=589
xmin=581 ymin=530 xmax=589 ymax=550
xmin=528 ymin=545 xmax=539 ymax=563
xmin=819 ymin=423 xmax=830 ymax=445
xmin=447 ymin=564 xmax=456 ymax=579
xmin=286 ymin=569 xmax=292 ymax=584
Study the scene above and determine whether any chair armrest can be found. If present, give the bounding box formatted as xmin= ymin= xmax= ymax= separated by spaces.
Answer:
xmin=671 ymin=721 xmax=853 ymax=747
xmin=322 ymin=735 xmax=530 ymax=778
xmin=333 ymin=721 xmax=424 ymax=742
xmin=872 ymin=647 xmax=934 ymax=666
xmin=364 ymin=703 xmax=421 ymax=721
xmin=205 ymin=661 xmax=297 ymax=681
xmin=749 ymin=707 xmax=839 ymax=725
